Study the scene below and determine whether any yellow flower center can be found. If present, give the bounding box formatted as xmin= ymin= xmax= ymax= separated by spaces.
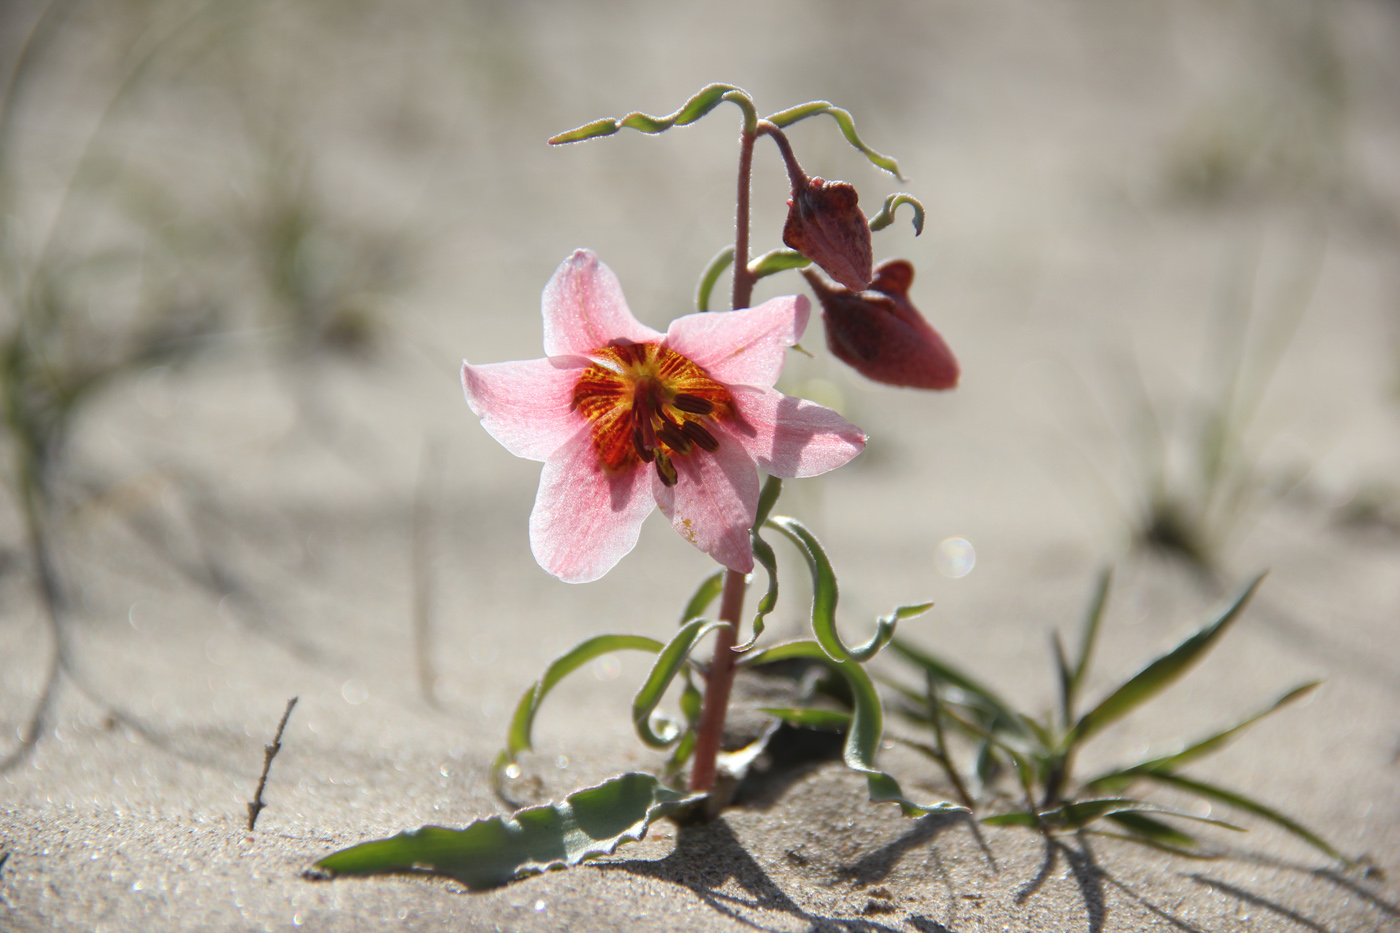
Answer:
xmin=572 ymin=342 xmax=733 ymax=486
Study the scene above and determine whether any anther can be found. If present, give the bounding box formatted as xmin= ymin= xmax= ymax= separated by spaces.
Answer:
xmin=654 ymin=452 xmax=678 ymax=487
xmin=680 ymin=420 xmax=720 ymax=452
xmin=672 ymin=394 xmax=715 ymax=415
xmin=655 ymin=421 xmax=692 ymax=454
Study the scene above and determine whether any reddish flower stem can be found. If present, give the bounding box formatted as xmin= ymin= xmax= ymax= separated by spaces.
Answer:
xmin=690 ymin=126 xmax=760 ymax=794
xmin=688 ymin=568 xmax=747 ymax=792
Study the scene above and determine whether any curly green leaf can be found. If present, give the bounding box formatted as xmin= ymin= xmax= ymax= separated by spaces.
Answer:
xmin=742 ymin=639 xmax=965 ymax=818
xmin=867 ymin=193 xmax=925 ymax=235
xmin=1070 ymin=574 xmax=1265 ymax=746
xmin=754 ymin=475 xmax=783 ymax=528
xmin=766 ymin=515 xmax=929 ymax=663
xmin=311 ymin=773 xmax=702 ymax=890
xmin=495 ymin=634 xmax=663 ymax=788
xmin=747 ymin=248 xmax=811 ymax=280
xmin=633 ymin=619 xmax=729 ymax=748
xmin=759 ymin=707 xmax=852 ymax=731
xmin=736 ymin=534 xmax=778 ymax=652
xmin=695 ymin=246 xmax=735 ymax=313
xmin=765 ymin=101 xmax=904 ymax=179
xmin=550 ymin=84 xmax=757 ymax=144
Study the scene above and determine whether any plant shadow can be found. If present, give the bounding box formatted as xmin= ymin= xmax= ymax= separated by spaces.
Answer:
xmin=598 ymin=816 xmax=962 ymax=932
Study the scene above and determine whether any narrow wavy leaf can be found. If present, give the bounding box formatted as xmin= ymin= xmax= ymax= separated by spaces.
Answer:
xmin=1085 ymin=681 xmax=1323 ymax=793
xmin=550 ymin=84 xmax=755 ymax=144
xmin=754 ymin=475 xmax=783 ymax=528
xmin=759 ymin=707 xmax=852 ymax=731
xmin=311 ymin=773 xmax=702 ymax=890
xmin=695 ymin=246 xmax=735 ymax=313
xmin=633 ymin=619 xmax=728 ymax=747
xmin=736 ymin=533 xmax=778 ymax=652
xmin=765 ymin=101 xmax=904 ymax=179
xmin=742 ymin=639 xmax=965 ymax=817
xmin=1138 ymin=772 xmax=1344 ymax=862
xmin=1070 ymin=574 xmax=1265 ymax=746
xmin=496 ymin=634 xmax=663 ymax=787
xmin=748 ymin=248 xmax=811 ymax=280
xmin=681 ymin=570 xmax=726 ymax=625
xmin=867 ymin=193 xmax=925 ymax=235
xmin=766 ymin=515 xmax=928 ymax=663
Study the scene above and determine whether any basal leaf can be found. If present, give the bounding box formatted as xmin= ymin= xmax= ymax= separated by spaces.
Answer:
xmin=766 ymin=516 xmax=928 ymax=663
xmin=633 ymin=619 xmax=728 ymax=748
xmin=742 ymin=639 xmax=965 ymax=818
xmin=312 ymin=773 xmax=702 ymax=890
xmin=867 ymin=193 xmax=925 ymax=235
xmin=496 ymin=634 xmax=663 ymax=787
xmin=764 ymin=101 xmax=904 ymax=179
xmin=1070 ymin=574 xmax=1264 ymax=746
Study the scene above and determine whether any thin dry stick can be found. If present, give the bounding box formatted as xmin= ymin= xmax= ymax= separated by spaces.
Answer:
xmin=411 ymin=441 xmax=440 ymax=706
xmin=247 ymin=696 xmax=298 ymax=832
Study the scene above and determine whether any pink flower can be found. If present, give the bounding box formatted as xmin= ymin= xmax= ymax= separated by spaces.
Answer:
xmin=462 ymin=249 xmax=867 ymax=583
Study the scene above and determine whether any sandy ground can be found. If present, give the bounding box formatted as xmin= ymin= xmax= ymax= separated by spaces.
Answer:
xmin=2 ymin=0 xmax=1399 ymax=930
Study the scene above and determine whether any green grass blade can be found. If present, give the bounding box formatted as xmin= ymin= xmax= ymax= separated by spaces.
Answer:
xmin=867 ymin=193 xmax=925 ymax=235
xmin=764 ymin=101 xmax=903 ymax=179
xmin=888 ymin=638 xmax=1028 ymax=737
xmin=497 ymin=634 xmax=664 ymax=784
xmin=549 ymin=84 xmax=754 ymax=144
xmin=680 ymin=570 xmax=726 ymax=625
xmin=1068 ymin=568 xmax=1113 ymax=719
xmin=766 ymin=516 xmax=927 ymax=663
xmin=743 ymin=640 xmax=965 ymax=817
xmin=1138 ymin=772 xmax=1344 ymax=862
xmin=1085 ymin=681 xmax=1323 ymax=792
xmin=633 ymin=619 xmax=728 ymax=748
xmin=1106 ymin=811 xmax=1198 ymax=849
xmin=1052 ymin=631 xmax=1073 ymax=729
xmin=312 ymin=773 xmax=702 ymax=889
xmin=694 ymin=246 xmax=734 ymax=313
xmin=1070 ymin=574 xmax=1264 ymax=745
xmin=1013 ymin=798 xmax=1244 ymax=833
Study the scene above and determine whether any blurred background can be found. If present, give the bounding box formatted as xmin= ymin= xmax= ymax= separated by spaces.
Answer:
xmin=1 ymin=0 xmax=1398 ymax=902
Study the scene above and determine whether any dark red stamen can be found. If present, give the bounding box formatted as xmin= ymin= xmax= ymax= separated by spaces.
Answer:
xmin=680 ymin=420 xmax=720 ymax=452
xmin=672 ymin=393 xmax=715 ymax=415
xmin=656 ymin=421 xmax=692 ymax=454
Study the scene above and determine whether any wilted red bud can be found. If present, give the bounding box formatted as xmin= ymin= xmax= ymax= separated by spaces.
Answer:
xmin=802 ymin=259 xmax=959 ymax=390
xmin=783 ymin=176 xmax=873 ymax=291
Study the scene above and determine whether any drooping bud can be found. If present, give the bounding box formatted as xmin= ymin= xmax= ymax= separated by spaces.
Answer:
xmin=802 ymin=259 xmax=958 ymax=390
xmin=783 ymin=176 xmax=874 ymax=291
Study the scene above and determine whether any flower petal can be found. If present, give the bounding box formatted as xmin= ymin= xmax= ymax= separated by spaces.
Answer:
xmin=530 ymin=427 xmax=656 ymax=583
xmin=662 ymin=295 xmax=810 ymax=389
xmin=652 ymin=436 xmax=760 ymax=574
xmin=727 ymin=386 xmax=866 ymax=478
xmin=542 ymin=249 xmax=661 ymax=357
xmin=461 ymin=357 xmax=588 ymax=461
